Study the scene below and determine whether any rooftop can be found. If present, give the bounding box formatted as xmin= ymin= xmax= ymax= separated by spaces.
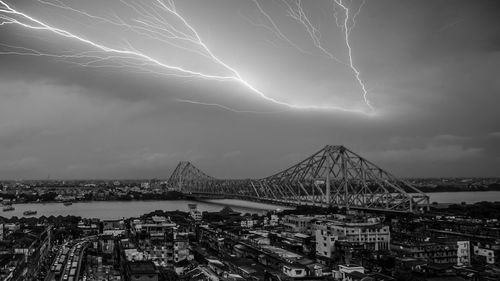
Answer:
xmin=125 ymin=261 xmax=157 ymax=275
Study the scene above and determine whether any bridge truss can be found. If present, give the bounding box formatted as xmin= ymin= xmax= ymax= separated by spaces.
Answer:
xmin=167 ymin=145 xmax=429 ymax=213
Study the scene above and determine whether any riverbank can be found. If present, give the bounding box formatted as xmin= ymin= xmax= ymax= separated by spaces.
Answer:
xmin=5 ymin=188 xmax=500 ymax=205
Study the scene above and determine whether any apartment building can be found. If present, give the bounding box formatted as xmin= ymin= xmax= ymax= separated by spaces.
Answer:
xmin=130 ymin=216 xmax=189 ymax=268
xmin=314 ymin=216 xmax=390 ymax=258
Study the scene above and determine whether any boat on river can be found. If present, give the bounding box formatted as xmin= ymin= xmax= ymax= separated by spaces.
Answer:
xmin=3 ymin=206 xmax=14 ymax=212
xmin=23 ymin=210 xmax=37 ymax=216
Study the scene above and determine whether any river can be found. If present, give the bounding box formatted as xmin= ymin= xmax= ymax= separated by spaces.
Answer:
xmin=2 ymin=191 xmax=500 ymax=219
xmin=0 ymin=199 xmax=288 ymax=220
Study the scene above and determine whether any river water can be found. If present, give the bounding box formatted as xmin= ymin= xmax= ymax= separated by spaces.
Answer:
xmin=0 ymin=199 xmax=288 ymax=220
xmin=2 ymin=191 xmax=500 ymax=220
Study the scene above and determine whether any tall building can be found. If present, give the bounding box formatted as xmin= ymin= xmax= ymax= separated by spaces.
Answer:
xmin=130 ymin=216 xmax=189 ymax=268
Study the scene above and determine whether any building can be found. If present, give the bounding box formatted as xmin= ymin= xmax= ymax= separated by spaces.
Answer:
xmin=130 ymin=216 xmax=190 ymax=268
xmin=391 ymin=239 xmax=466 ymax=265
xmin=0 ymin=254 xmax=25 ymax=281
xmin=473 ymin=243 xmax=498 ymax=264
xmin=333 ymin=264 xmax=365 ymax=281
xmin=240 ymin=217 xmax=255 ymax=228
xmin=282 ymin=262 xmax=308 ymax=278
xmin=188 ymin=204 xmax=202 ymax=221
xmin=78 ymin=219 xmax=99 ymax=236
xmin=9 ymin=226 xmax=51 ymax=280
xmin=124 ymin=261 xmax=159 ymax=281
xmin=183 ymin=265 xmax=220 ymax=281
xmin=282 ymin=215 xmax=316 ymax=234
xmin=103 ymin=219 xmax=126 ymax=236
xmin=314 ymin=216 xmax=390 ymax=258
xmin=457 ymin=240 xmax=471 ymax=266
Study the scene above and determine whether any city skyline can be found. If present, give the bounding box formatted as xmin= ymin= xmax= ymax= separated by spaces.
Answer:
xmin=0 ymin=0 xmax=499 ymax=179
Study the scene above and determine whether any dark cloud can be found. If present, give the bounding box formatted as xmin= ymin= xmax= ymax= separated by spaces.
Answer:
xmin=0 ymin=0 xmax=498 ymax=179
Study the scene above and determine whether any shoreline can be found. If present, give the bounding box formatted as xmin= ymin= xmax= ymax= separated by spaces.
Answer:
xmin=3 ymin=198 xmax=189 ymax=205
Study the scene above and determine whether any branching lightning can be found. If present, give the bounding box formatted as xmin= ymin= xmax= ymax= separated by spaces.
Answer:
xmin=0 ymin=0 xmax=374 ymax=115
xmin=333 ymin=0 xmax=373 ymax=110
xmin=251 ymin=0 xmax=374 ymax=111
xmin=279 ymin=0 xmax=346 ymax=65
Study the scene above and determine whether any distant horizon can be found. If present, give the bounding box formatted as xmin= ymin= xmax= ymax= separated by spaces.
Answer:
xmin=1 ymin=175 xmax=499 ymax=182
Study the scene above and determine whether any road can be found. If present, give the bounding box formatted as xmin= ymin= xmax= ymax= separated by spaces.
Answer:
xmin=44 ymin=236 xmax=94 ymax=281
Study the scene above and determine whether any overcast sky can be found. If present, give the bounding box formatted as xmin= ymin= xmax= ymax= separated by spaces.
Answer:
xmin=0 ymin=0 xmax=499 ymax=180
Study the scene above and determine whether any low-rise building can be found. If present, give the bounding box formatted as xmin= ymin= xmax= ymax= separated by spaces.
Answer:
xmin=333 ymin=264 xmax=365 ymax=281
xmin=282 ymin=262 xmax=308 ymax=278
xmin=103 ymin=219 xmax=126 ymax=236
xmin=124 ymin=261 xmax=159 ymax=281
xmin=282 ymin=215 xmax=316 ymax=234
xmin=391 ymin=238 xmax=467 ymax=265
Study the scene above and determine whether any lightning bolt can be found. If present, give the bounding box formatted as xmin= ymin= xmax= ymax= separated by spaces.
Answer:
xmin=333 ymin=0 xmax=373 ymax=111
xmin=0 ymin=0 xmax=374 ymax=115
xmin=251 ymin=0 xmax=374 ymax=111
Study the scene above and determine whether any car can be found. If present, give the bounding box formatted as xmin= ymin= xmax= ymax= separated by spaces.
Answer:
xmin=63 ymin=274 xmax=69 ymax=280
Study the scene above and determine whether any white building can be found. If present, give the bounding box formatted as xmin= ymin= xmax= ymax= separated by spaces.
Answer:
xmin=333 ymin=264 xmax=365 ymax=281
xmin=457 ymin=241 xmax=471 ymax=266
xmin=474 ymin=244 xmax=496 ymax=264
xmin=314 ymin=216 xmax=390 ymax=258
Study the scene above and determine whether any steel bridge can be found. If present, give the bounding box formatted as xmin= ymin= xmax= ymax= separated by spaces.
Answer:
xmin=167 ymin=145 xmax=429 ymax=213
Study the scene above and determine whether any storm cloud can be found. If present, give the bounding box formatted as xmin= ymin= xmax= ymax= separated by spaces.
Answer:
xmin=0 ymin=0 xmax=498 ymax=179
